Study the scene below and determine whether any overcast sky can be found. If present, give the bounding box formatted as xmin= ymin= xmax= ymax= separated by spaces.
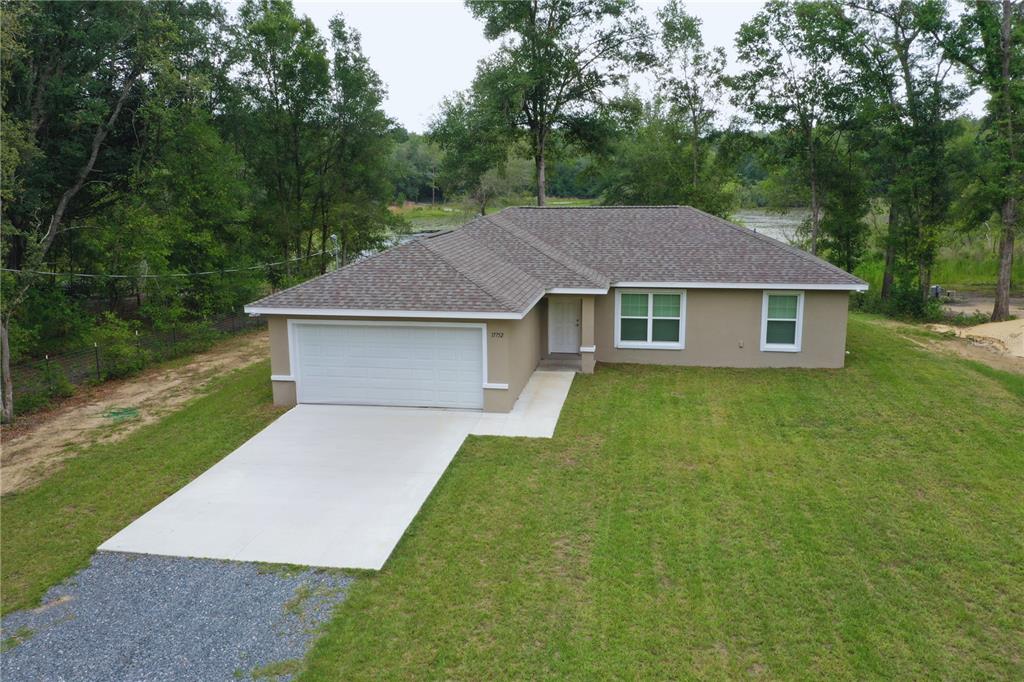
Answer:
xmin=267 ymin=0 xmax=986 ymax=133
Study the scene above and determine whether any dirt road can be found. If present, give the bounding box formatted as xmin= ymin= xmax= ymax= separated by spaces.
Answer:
xmin=0 ymin=331 xmax=269 ymax=495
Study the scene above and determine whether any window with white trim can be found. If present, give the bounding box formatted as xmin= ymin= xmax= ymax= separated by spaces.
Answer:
xmin=760 ymin=291 xmax=804 ymax=352
xmin=615 ymin=289 xmax=685 ymax=349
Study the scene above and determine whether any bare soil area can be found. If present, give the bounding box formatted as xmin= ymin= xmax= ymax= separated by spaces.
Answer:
xmin=930 ymin=319 xmax=1024 ymax=360
xmin=865 ymin=317 xmax=1024 ymax=375
xmin=0 ymin=331 xmax=268 ymax=495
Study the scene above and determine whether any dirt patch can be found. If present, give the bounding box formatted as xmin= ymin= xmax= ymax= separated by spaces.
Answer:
xmin=864 ymin=317 xmax=1024 ymax=375
xmin=930 ymin=319 xmax=1024 ymax=360
xmin=0 ymin=331 xmax=269 ymax=495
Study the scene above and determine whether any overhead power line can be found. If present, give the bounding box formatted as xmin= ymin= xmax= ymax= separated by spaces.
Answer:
xmin=1 ymin=250 xmax=329 ymax=280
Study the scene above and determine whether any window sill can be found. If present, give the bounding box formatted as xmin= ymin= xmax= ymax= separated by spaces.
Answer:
xmin=616 ymin=341 xmax=684 ymax=350
xmin=760 ymin=344 xmax=801 ymax=353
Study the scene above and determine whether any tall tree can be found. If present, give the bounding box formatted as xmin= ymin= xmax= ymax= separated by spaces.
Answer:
xmin=429 ymin=89 xmax=512 ymax=215
xmin=229 ymin=0 xmax=330 ymax=267
xmin=728 ymin=0 xmax=856 ymax=254
xmin=844 ymin=0 xmax=967 ymax=302
xmin=943 ymin=0 xmax=1023 ymax=320
xmin=310 ymin=15 xmax=398 ymax=272
xmin=657 ymin=0 xmax=729 ymax=208
xmin=465 ymin=0 xmax=654 ymax=205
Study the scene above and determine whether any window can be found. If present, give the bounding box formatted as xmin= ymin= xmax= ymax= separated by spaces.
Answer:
xmin=761 ymin=291 xmax=804 ymax=352
xmin=615 ymin=289 xmax=685 ymax=349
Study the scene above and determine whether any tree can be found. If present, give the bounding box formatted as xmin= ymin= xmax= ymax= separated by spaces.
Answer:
xmin=389 ymin=131 xmax=442 ymax=204
xmin=598 ymin=99 xmax=735 ymax=214
xmin=465 ymin=0 xmax=654 ymax=205
xmin=844 ymin=0 xmax=968 ymax=303
xmin=943 ymin=0 xmax=1023 ymax=321
xmin=229 ymin=0 xmax=331 ymax=268
xmin=311 ymin=15 xmax=399 ymax=272
xmin=728 ymin=0 xmax=856 ymax=254
xmin=429 ymin=90 xmax=512 ymax=215
xmin=657 ymin=0 xmax=730 ymax=209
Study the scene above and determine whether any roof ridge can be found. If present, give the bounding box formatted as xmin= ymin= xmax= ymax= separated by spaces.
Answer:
xmin=417 ymin=231 xmax=539 ymax=311
xmin=687 ymin=207 xmax=867 ymax=285
xmin=485 ymin=212 xmax=609 ymax=287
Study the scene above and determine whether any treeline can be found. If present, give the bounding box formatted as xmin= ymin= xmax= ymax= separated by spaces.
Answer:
xmin=0 ymin=0 xmax=405 ymax=419
xmin=427 ymin=0 xmax=1020 ymax=323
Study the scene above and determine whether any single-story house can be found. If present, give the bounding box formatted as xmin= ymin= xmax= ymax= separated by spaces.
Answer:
xmin=244 ymin=206 xmax=867 ymax=412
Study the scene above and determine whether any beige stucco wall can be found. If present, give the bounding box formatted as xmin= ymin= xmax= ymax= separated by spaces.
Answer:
xmin=264 ymin=309 xmax=543 ymax=412
xmin=594 ymin=288 xmax=850 ymax=368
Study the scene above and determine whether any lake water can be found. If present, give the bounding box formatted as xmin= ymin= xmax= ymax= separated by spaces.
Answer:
xmin=730 ymin=209 xmax=808 ymax=245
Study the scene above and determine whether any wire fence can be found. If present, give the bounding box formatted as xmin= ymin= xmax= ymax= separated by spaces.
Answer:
xmin=7 ymin=311 xmax=266 ymax=415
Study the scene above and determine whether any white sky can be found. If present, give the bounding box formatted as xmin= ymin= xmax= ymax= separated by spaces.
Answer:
xmin=260 ymin=0 xmax=986 ymax=133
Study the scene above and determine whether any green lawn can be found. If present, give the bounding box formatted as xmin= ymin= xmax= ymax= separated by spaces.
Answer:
xmin=0 ymin=360 xmax=283 ymax=615
xmin=300 ymin=316 xmax=1023 ymax=680
xmin=2 ymin=317 xmax=1021 ymax=678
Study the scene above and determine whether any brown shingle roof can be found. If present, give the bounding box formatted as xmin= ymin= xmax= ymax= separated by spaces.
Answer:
xmin=247 ymin=206 xmax=866 ymax=315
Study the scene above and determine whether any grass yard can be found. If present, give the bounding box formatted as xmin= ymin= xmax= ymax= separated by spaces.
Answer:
xmin=0 ymin=361 xmax=283 ymax=615
xmin=300 ymin=315 xmax=1023 ymax=680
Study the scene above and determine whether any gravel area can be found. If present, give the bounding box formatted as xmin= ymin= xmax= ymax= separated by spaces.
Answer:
xmin=1 ymin=552 xmax=352 ymax=681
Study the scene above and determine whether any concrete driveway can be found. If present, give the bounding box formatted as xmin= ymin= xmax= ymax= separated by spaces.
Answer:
xmin=100 ymin=371 xmax=574 ymax=570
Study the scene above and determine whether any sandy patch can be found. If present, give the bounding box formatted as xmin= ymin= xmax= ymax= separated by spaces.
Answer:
xmin=862 ymin=316 xmax=1024 ymax=375
xmin=929 ymin=319 xmax=1024 ymax=360
xmin=0 ymin=331 xmax=269 ymax=495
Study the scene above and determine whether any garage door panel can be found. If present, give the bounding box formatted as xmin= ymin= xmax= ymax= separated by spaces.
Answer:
xmin=295 ymin=324 xmax=484 ymax=409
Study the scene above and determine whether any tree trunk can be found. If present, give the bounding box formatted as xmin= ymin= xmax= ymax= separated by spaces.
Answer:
xmin=535 ymin=127 xmax=547 ymax=207
xmin=919 ymin=255 xmax=932 ymax=304
xmin=1 ymin=318 xmax=12 ymax=423
xmin=992 ymin=197 xmax=1017 ymax=321
xmin=992 ymin=0 xmax=1018 ymax=321
xmin=808 ymin=130 xmax=820 ymax=255
xmin=881 ymin=205 xmax=897 ymax=301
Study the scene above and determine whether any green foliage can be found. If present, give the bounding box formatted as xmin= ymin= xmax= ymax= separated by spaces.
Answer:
xmin=429 ymin=90 xmax=514 ymax=214
xmin=40 ymin=360 xmax=74 ymax=401
xmin=599 ymin=101 xmax=735 ymax=214
xmin=90 ymin=313 xmax=148 ymax=379
xmin=466 ymin=0 xmax=655 ymax=203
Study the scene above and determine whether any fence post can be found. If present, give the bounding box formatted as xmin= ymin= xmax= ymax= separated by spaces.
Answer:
xmin=94 ymin=343 xmax=101 ymax=381
xmin=171 ymin=326 xmax=176 ymax=345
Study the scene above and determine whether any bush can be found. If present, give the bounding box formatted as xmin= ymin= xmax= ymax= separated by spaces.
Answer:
xmin=90 ymin=313 xmax=149 ymax=379
xmin=41 ymin=360 xmax=75 ymax=400
xmin=157 ymin=320 xmax=221 ymax=359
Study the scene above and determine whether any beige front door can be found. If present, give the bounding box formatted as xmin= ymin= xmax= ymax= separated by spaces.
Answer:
xmin=548 ymin=297 xmax=581 ymax=353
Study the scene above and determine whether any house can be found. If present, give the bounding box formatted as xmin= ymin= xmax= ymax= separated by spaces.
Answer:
xmin=244 ymin=206 xmax=867 ymax=412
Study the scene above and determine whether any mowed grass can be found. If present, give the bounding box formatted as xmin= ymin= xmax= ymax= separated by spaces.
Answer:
xmin=0 ymin=361 xmax=283 ymax=615
xmin=301 ymin=316 xmax=1023 ymax=680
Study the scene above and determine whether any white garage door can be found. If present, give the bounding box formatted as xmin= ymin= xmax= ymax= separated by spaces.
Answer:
xmin=294 ymin=323 xmax=484 ymax=409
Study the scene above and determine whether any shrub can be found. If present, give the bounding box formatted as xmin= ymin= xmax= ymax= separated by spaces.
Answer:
xmin=90 ymin=313 xmax=149 ymax=379
xmin=41 ymin=360 xmax=75 ymax=400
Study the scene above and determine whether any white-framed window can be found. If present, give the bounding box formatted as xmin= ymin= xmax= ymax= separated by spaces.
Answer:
xmin=760 ymin=291 xmax=804 ymax=352
xmin=614 ymin=289 xmax=685 ymax=349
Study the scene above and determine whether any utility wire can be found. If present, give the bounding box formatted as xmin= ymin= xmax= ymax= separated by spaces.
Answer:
xmin=1 ymin=250 xmax=329 ymax=280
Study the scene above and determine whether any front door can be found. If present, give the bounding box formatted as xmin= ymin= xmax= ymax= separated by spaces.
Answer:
xmin=548 ymin=298 xmax=581 ymax=353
